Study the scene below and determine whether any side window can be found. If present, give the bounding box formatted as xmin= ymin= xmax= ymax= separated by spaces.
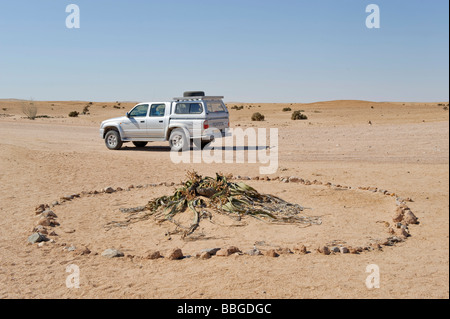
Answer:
xmin=190 ymin=103 xmax=203 ymax=114
xmin=175 ymin=103 xmax=189 ymax=114
xmin=175 ymin=103 xmax=203 ymax=114
xmin=129 ymin=104 xmax=149 ymax=117
xmin=149 ymin=104 xmax=165 ymax=117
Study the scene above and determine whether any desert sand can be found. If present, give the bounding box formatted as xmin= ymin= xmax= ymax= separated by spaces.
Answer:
xmin=0 ymin=99 xmax=448 ymax=299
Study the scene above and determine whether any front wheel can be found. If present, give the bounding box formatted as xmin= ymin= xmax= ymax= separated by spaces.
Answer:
xmin=105 ymin=130 xmax=123 ymax=150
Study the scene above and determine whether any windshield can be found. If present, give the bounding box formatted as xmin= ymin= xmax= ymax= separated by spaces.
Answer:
xmin=206 ymin=100 xmax=226 ymax=113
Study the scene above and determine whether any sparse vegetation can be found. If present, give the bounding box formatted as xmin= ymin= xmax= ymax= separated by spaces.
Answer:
xmin=231 ymin=105 xmax=244 ymax=111
xmin=105 ymin=172 xmax=319 ymax=238
xmin=82 ymin=105 xmax=90 ymax=115
xmin=282 ymin=107 xmax=292 ymax=112
xmin=251 ymin=112 xmax=265 ymax=121
xmin=68 ymin=111 xmax=79 ymax=117
xmin=2 ymin=108 xmax=7 ymax=111
xmin=22 ymin=99 xmax=38 ymax=120
xmin=291 ymin=110 xmax=308 ymax=120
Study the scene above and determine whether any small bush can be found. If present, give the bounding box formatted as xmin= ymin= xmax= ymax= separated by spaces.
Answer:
xmin=2 ymin=108 xmax=7 ymax=111
xmin=82 ymin=105 xmax=90 ymax=114
xmin=231 ymin=105 xmax=244 ymax=110
xmin=251 ymin=112 xmax=265 ymax=121
xmin=68 ymin=111 xmax=79 ymax=117
xmin=22 ymin=99 xmax=38 ymax=120
xmin=291 ymin=111 xmax=308 ymax=120
xmin=282 ymin=107 xmax=292 ymax=112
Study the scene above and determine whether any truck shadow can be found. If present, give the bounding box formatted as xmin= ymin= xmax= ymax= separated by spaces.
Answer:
xmin=121 ymin=145 xmax=270 ymax=152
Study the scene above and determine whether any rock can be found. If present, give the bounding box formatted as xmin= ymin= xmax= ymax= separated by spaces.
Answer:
xmin=38 ymin=242 xmax=46 ymax=248
xmin=371 ymin=243 xmax=382 ymax=250
xmin=318 ymin=246 xmax=331 ymax=255
xmin=48 ymin=231 xmax=58 ymax=236
xmin=67 ymin=246 xmax=77 ymax=252
xmin=104 ymin=187 xmax=115 ymax=194
xmin=51 ymin=201 xmax=60 ymax=207
xmin=199 ymin=252 xmax=211 ymax=260
xmin=61 ymin=195 xmax=74 ymax=201
xmin=264 ymin=249 xmax=279 ymax=257
xmin=36 ymin=216 xmax=53 ymax=227
xmin=42 ymin=210 xmax=57 ymax=218
xmin=331 ymin=247 xmax=340 ymax=253
xmin=293 ymin=245 xmax=308 ymax=254
xmin=28 ymin=233 xmax=48 ymax=244
xmin=145 ymin=250 xmax=161 ymax=260
xmin=392 ymin=207 xmax=404 ymax=222
xmin=167 ymin=248 xmax=183 ymax=260
xmin=216 ymin=246 xmax=241 ymax=257
xmin=339 ymin=247 xmax=349 ymax=254
xmin=78 ymin=246 xmax=91 ymax=255
xmin=289 ymin=176 xmax=300 ymax=183
xmin=396 ymin=227 xmax=409 ymax=238
xmin=200 ymin=248 xmax=221 ymax=256
xmin=349 ymin=248 xmax=359 ymax=254
xmin=403 ymin=210 xmax=418 ymax=224
xmin=101 ymin=248 xmax=124 ymax=258
xmin=35 ymin=204 xmax=46 ymax=214
xmin=245 ymin=248 xmax=262 ymax=256
xmin=276 ymin=247 xmax=292 ymax=255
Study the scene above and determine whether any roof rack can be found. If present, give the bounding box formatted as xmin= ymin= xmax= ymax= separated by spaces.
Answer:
xmin=173 ymin=96 xmax=224 ymax=102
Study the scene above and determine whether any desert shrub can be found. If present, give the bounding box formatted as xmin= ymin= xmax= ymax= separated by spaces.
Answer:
xmin=68 ymin=111 xmax=79 ymax=117
xmin=282 ymin=107 xmax=292 ymax=112
xmin=2 ymin=108 xmax=7 ymax=111
xmin=231 ymin=105 xmax=244 ymax=110
xmin=82 ymin=105 xmax=90 ymax=114
xmin=113 ymin=105 xmax=121 ymax=109
xmin=251 ymin=112 xmax=265 ymax=121
xmin=291 ymin=111 xmax=308 ymax=120
xmin=22 ymin=99 xmax=38 ymax=120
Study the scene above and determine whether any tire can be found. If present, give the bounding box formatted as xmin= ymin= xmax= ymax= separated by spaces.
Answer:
xmin=184 ymin=91 xmax=205 ymax=97
xmin=132 ymin=142 xmax=148 ymax=148
xmin=105 ymin=130 xmax=123 ymax=150
xmin=169 ymin=128 xmax=189 ymax=152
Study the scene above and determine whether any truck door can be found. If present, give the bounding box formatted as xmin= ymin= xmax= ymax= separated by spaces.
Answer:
xmin=121 ymin=104 xmax=149 ymax=138
xmin=147 ymin=103 xmax=167 ymax=138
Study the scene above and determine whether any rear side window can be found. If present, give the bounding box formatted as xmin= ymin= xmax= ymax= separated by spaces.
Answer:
xmin=206 ymin=101 xmax=226 ymax=113
xmin=175 ymin=103 xmax=203 ymax=114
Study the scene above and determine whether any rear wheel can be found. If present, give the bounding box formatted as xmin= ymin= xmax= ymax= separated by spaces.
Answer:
xmin=132 ymin=142 xmax=148 ymax=148
xmin=105 ymin=130 xmax=123 ymax=150
xmin=169 ymin=128 xmax=189 ymax=152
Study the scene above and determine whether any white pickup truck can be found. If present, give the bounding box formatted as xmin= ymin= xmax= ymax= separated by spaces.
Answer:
xmin=99 ymin=91 xmax=229 ymax=151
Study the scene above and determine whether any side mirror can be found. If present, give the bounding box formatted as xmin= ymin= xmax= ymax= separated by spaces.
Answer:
xmin=126 ymin=112 xmax=130 ymax=118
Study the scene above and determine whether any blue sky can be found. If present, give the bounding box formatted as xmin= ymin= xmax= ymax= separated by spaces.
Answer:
xmin=0 ymin=0 xmax=448 ymax=103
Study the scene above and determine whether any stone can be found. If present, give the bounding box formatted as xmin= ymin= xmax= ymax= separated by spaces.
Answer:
xmin=145 ymin=250 xmax=161 ymax=260
xmin=28 ymin=233 xmax=48 ymax=244
xmin=101 ymin=248 xmax=124 ymax=258
xmin=104 ymin=187 xmax=115 ymax=194
xmin=403 ymin=210 xmax=418 ymax=224
xmin=216 ymin=246 xmax=241 ymax=257
xmin=396 ymin=228 xmax=409 ymax=238
xmin=36 ymin=216 xmax=53 ymax=227
xmin=67 ymin=246 xmax=76 ymax=252
xmin=318 ymin=246 xmax=331 ymax=255
xmin=264 ymin=249 xmax=279 ymax=257
xmin=339 ymin=247 xmax=349 ymax=254
xmin=289 ymin=176 xmax=300 ymax=183
xmin=331 ymin=247 xmax=340 ymax=253
xmin=78 ymin=246 xmax=91 ymax=255
xmin=199 ymin=252 xmax=211 ymax=260
xmin=276 ymin=248 xmax=292 ymax=255
xmin=245 ymin=248 xmax=262 ymax=256
xmin=200 ymin=248 xmax=221 ymax=256
xmin=392 ymin=207 xmax=404 ymax=222
xmin=42 ymin=210 xmax=57 ymax=218
xmin=293 ymin=245 xmax=308 ymax=254
xmin=167 ymin=248 xmax=183 ymax=260
xmin=349 ymin=248 xmax=359 ymax=254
